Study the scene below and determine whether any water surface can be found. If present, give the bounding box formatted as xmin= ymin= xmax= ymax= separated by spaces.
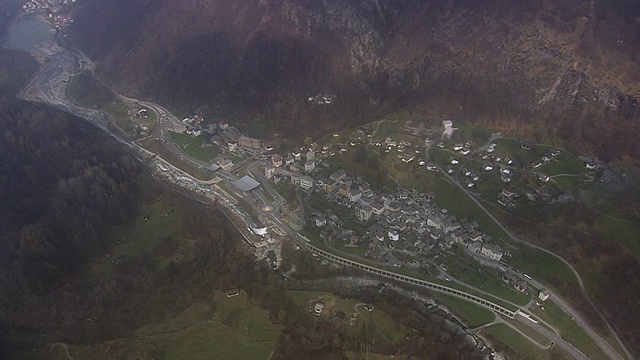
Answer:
xmin=3 ymin=18 xmax=54 ymax=56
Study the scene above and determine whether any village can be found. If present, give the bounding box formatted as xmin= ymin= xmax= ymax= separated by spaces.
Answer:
xmin=263 ymin=146 xmax=509 ymax=276
xmin=150 ymin=105 xmax=609 ymax=305
xmin=12 ymin=5 xmax=633 ymax=357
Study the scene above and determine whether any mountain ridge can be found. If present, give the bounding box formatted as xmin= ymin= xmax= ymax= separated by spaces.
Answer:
xmin=69 ymin=0 xmax=640 ymax=159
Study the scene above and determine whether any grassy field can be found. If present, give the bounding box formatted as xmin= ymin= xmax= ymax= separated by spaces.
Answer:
xmin=168 ymin=131 xmax=218 ymax=162
xmin=333 ymin=243 xmax=369 ymax=258
xmin=482 ymin=323 xmax=545 ymax=359
xmin=448 ymin=122 xmax=493 ymax=146
xmin=443 ymin=261 xmax=530 ymax=306
xmin=345 ymin=352 xmax=399 ymax=360
xmin=85 ymin=203 xmax=186 ymax=275
xmin=306 ymin=192 xmax=355 ymax=220
xmin=352 ymin=303 xmax=413 ymax=344
xmin=531 ymin=301 xmax=609 ymax=360
xmin=370 ymin=119 xmax=401 ymax=141
xmin=273 ymin=182 xmax=300 ymax=208
xmin=283 ymin=290 xmax=413 ymax=345
xmin=139 ymin=137 xmax=214 ymax=180
xmin=552 ymin=174 xmax=580 ymax=189
xmin=593 ymin=216 xmax=640 ymax=259
xmin=138 ymin=105 xmax=158 ymax=128
xmin=539 ymin=153 xmax=587 ymax=176
xmin=214 ymin=291 xmax=281 ymax=343
xmin=432 ymin=293 xmax=495 ymax=326
xmin=378 ymin=156 xmax=442 ymax=192
xmin=479 ymin=279 xmax=531 ymax=306
xmin=103 ymin=102 xmax=133 ymax=133
xmin=115 ymin=204 xmax=183 ymax=257
xmin=326 ymin=147 xmax=396 ymax=190
xmin=47 ymin=293 xmax=280 ymax=360
xmin=509 ymin=247 xmax=579 ymax=288
xmin=430 ymin=177 xmax=509 ymax=241
xmin=505 ymin=317 xmax=552 ymax=347
xmin=68 ymin=71 xmax=115 ymax=109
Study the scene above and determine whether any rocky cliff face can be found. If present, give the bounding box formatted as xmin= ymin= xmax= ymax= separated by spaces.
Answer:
xmin=70 ymin=0 xmax=640 ymax=159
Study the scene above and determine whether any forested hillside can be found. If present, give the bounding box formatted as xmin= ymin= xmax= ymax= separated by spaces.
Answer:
xmin=0 ymin=100 xmax=141 ymax=282
xmin=0 ymin=48 xmax=247 ymax=353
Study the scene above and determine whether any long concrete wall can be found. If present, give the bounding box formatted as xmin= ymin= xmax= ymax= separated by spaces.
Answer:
xmin=303 ymin=244 xmax=518 ymax=319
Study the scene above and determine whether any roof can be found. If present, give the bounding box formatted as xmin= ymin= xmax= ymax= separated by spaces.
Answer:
xmin=249 ymin=227 xmax=268 ymax=236
xmin=232 ymin=175 xmax=260 ymax=192
xmin=207 ymin=163 xmax=220 ymax=171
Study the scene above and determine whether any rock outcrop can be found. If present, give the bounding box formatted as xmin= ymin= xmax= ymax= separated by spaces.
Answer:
xmin=69 ymin=0 xmax=640 ymax=159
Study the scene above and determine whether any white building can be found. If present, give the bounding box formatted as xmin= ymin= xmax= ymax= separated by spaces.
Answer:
xmin=427 ymin=216 xmax=443 ymax=229
xmin=538 ymin=289 xmax=550 ymax=301
xmin=304 ymin=160 xmax=316 ymax=172
xmin=264 ymin=164 xmax=275 ymax=179
xmin=169 ymin=122 xmax=187 ymax=133
xmin=315 ymin=214 xmax=327 ymax=227
xmin=285 ymin=155 xmax=295 ymax=165
xmin=480 ymin=244 xmax=503 ymax=261
xmin=271 ymin=154 xmax=283 ymax=168
xmin=358 ymin=205 xmax=373 ymax=221
xmin=348 ymin=189 xmax=362 ymax=203
xmin=442 ymin=120 xmax=456 ymax=139
xmin=306 ymin=150 xmax=315 ymax=161
xmin=218 ymin=159 xmax=234 ymax=171
xmin=299 ymin=175 xmax=313 ymax=190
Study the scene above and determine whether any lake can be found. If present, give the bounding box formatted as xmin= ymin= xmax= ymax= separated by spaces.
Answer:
xmin=2 ymin=18 xmax=54 ymax=56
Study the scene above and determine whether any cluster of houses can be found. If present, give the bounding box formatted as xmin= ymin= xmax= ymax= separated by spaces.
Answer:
xmin=22 ymin=0 xmax=75 ymax=14
xmin=170 ymin=115 xmax=265 ymax=154
xmin=531 ymin=148 xmax=562 ymax=169
xmin=497 ymin=189 xmax=518 ymax=209
xmin=476 ymin=145 xmax=516 ymax=183
xmin=435 ymin=140 xmax=517 ymax=187
xmin=315 ymin=170 xmax=505 ymax=264
xmin=262 ymin=148 xmax=505 ymax=265
xmin=307 ymin=93 xmax=336 ymax=105
xmin=442 ymin=119 xmax=456 ymax=139
xmin=264 ymin=145 xmax=321 ymax=190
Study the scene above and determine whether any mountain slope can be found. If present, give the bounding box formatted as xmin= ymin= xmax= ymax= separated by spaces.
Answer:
xmin=70 ymin=0 xmax=640 ymax=159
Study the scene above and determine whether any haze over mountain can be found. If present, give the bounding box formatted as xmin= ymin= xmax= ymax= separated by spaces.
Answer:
xmin=70 ymin=0 xmax=640 ymax=158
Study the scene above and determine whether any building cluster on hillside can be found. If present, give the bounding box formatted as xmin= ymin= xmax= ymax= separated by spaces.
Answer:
xmin=171 ymin=115 xmax=265 ymax=152
xmin=22 ymin=0 xmax=75 ymax=14
xmin=531 ymin=148 xmax=561 ymax=169
xmin=264 ymin=145 xmax=321 ymax=191
xmin=21 ymin=0 xmax=76 ymax=32
xmin=263 ymin=151 xmax=504 ymax=266
xmin=307 ymin=93 xmax=336 ymax=105
xmin=317 ymin=170 xmax=504 ymax=265
xmin=441 ymin=119 xmax=456 ymax=139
